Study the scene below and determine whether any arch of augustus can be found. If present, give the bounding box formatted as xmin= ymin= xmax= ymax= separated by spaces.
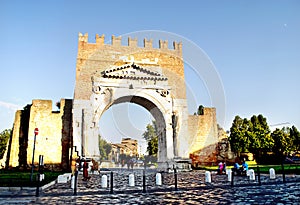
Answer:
xmin=72 ymin=33 xmax=219 ymax=169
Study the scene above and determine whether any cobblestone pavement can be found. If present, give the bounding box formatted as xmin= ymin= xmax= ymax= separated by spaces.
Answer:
xmin=0 ymin=169 xmax=299 ymax=204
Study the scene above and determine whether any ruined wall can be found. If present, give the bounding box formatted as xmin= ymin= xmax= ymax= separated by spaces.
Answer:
xmin=27 ymin=99 xmax=72 ymax=166
xmin=27 ymin=100 xmax=61 ymax=165
xmin=8 ymin=99 xmax=72 ymax=170
xmin=7 ymin=111 xmax=22 ymax=167
xmin=188 ymin=107 xmax=219 ymax=163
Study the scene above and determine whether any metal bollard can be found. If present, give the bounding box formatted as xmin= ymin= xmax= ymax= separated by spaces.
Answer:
xmin=36 ymin=155 xmax=44 ymax=197
xmin=257 ymin=166 xmax=261 ymax=186
xmin=74 ymin=170 xmax=78 ymax=196
xmin=231 ymin=170 xmax=234 ymax=187
xmin=156 ymin=173 xmax=162 ymax=185
xmin=142 ymin=170 xmax=146 ymax=193
xmin=36 ymin=173 xmax=40 ymax=197
xmin=281 ymin=163 xmax=286 ymax=183
xmin=110 ymin=171 xmax=113 ymax=194
xmin=101 ymin=175 xmax=108 ymax=188
xmin=174 ymin=168 xmax=178 ymax=191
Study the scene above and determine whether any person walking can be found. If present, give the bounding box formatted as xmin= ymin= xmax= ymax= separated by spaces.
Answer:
xmin=83 ymin=160 xmax=90 ymax=180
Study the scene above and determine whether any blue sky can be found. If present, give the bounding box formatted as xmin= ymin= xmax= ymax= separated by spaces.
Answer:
xmin=0 ymin=1 xmax=299 ymax=152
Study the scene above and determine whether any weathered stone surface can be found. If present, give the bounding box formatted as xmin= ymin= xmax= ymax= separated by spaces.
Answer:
xmin=8 ymin=111 xmax=22 ymax=167
xmin=188 ymin=108 xmax=220 ymax=164
xmin=8 ymin=99 xmax=72 ymax=170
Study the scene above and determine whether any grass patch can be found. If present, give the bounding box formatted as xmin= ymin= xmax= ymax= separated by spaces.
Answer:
xmin=0 ymin=170 xmax=64 ymax=187
xmin=251 ymin=164 xmax=300 ymax=174
xmin=194 ymin=161 xmax=300 ymax=174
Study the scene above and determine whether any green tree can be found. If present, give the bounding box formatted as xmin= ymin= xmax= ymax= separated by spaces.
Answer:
xmin=271 ymin=128 xmax=290 ymax=159
xmin=228 ymin=116 xmax=249 ymax=155
xmin=147 ymin=135 xmax=158 ymax=156
xmin=289 ymin=126 xmax=300 ymax=152
xmin=143 ymin=121 xmax=157 ymax=141
xmin=143 ymin=121 xmax=158 ymax=156
xmin=229 ymin=114 xmax=274 ymax=161
xmin=197 ymin=105 xmax=204 ymax=115
xmin=248 ymin=114 xmax=273 ymax=157
xmin=98 ymin=135 xmax=112 ymax=160
xmin=0 ymin=129 xmax=11 ymax=159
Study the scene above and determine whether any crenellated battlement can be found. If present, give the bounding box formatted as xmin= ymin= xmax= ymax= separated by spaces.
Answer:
xmin=78 ymin=33 xmax=182 ymax=53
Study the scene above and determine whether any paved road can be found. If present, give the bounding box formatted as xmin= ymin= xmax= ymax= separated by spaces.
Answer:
xmin=1 ymin=169 xmax=299 ymax=204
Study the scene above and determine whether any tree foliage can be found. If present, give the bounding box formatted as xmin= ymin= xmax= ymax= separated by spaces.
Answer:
xmin=143 ymin=121 xmax=158 ymax=156
xmin=98 ymin=135 xmax=112 ymax=161
xmin=147 ymin=135 xmax=158 ymax=156
xmin=271 ymin=128 xmax=289 ymax=158
xmin=290 ymin=126 xmax=300 ymax=152
xmin=247 ymin=115 xmax=272 ymax=155
xmin=0 ymin=129 xmax=11 ymax=159
xmin=271 ymin=126 xmax=300 ymax=158
xmin=229 ymin=114 xmax=273 ymax=156
xmin=229 ymin=114 xmax=300 ymax=163
xmin=197 ymin=105 xmax=204 ymax=115
xmin=228 ymin=116 xmax=249 ymax=154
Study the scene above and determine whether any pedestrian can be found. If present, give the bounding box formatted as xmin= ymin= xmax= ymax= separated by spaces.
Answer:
xmin=83 ymin=160 xmax=90 ymax=180
xmin=222 ymin=162 xmax=227 ymax=174
xmin=130 ymin=159 xmax=134 ymax=169
xmin=232 ymin=162 xmax=241 ymax=175
xmin=241 ymin=160 xmax=248 ymax=175
xmin=127 ymin=160 xmax=130 ymax=170
xmin=217 ymin=162 xmax=224 ymax=174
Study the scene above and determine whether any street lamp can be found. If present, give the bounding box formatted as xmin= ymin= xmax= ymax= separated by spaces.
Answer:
xmin=30 ymin=128 xmax=39 ymax=181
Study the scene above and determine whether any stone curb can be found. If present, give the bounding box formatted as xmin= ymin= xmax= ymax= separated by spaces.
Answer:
xmin=41 ymin=179 xmax=57 ymax=190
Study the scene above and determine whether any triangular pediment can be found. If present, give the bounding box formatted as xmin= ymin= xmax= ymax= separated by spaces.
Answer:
xmin=101 ymin=63 xmax=168 ymax=81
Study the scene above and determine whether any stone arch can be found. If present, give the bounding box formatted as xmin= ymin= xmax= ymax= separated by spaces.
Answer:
xmin=90 ymin=84 xmax=174 ymax=164
xmin=73 ymin=34 xmax=194 ymax=169
xmin=98 ymin=95 xmax=168 ymax=162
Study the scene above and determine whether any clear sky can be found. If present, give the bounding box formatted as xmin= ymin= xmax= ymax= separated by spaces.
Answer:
xmin=1 ymin=1 xmax=299 ymax=153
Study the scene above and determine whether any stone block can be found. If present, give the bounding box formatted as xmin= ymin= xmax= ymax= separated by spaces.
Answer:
xmin=57 ymin=174 xmax=69 ymax=183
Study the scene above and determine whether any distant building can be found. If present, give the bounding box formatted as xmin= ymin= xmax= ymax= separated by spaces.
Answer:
xmin=108 ymin=138 xmax=138 ymax=162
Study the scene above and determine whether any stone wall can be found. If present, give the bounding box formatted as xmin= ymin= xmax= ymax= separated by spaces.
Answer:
xmin=188 ymin=107 xmax=219 ymax=164
xmin=7 ymin=99 xmax=72 ymax=170
xmin=7 ymin=111 xmax=22 ymax=167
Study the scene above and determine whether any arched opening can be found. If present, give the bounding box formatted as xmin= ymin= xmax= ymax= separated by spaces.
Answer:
xmin=99 ymin=103 xmax=152 ymax=162
xmin=97 ymin=95 xmax=167 ymax=164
